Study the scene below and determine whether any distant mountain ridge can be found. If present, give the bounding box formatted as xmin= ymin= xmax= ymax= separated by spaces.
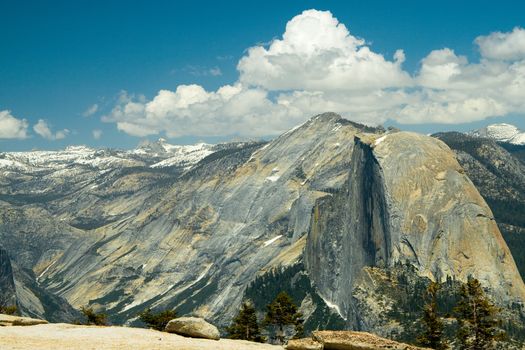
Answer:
xmin=0 ymin=139 xmax=219 ymax=172
xmin=469 ymin=123 xmax=525 ymax=145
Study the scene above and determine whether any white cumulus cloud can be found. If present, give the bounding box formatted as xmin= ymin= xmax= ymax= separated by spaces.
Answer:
xmin=476 ymin=27 xmax=525 ymax=61
xmin=104 ymin=85 xmax=306 ymax=137
xmin=238 ymin=9 xmax=410 ymax=91
xmin=405 ymin=45 xmax=525 ymax=123
xmin=33 ymin=119 xmax=70 ymax=140
xmin=103 ymin=9 xmax=525 ymax=138
xmin=0 ymin=110 xmax=29 ymax=139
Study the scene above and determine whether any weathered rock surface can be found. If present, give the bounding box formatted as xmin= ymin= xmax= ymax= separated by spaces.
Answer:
xmin=0 ymin=313 xmax=48 ymax=326
xmin=434 ymin=131 xmax=525 ymax=280
xmin=373 ymin=132 xmax=524 ymax=301
xmin=305 ymin=130 xmax=525 ymax=329
xmin=0 ymin=323 xmax=282 ymax=349
xmin=286 ymin=331 xmax=430 ymax=350
xmin=165 ymin=317 xmax=220 ymax=340
xmin=286 ymin=338 xmax=324 ymax=350
xmin=311 ymin=331 xmax=429 ymax=350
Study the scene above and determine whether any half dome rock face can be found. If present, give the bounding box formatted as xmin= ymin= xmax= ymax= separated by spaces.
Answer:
xmin=372 ymin=132 xmax=524 ymax=301
xmin=305 ymin=130 xmax=525 ymax=325
xmin=0 ymin=113 xmax=524 ymax=337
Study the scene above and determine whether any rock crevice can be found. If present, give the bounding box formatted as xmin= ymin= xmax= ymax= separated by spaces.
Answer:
xmin=305 ymin=137 xmax=391 ymax=326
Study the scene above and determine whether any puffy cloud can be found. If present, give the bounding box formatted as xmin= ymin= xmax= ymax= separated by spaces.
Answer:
xmin=0 ymin=110 xmax=29 ymax=139
xmin=408 ymin=45 xmax=525 ymax=123
xmin=92 ymin=129 xmax=103 ymax=140
xmin=417 ymin=49 xmax=468 ymax=89
xmin=33 ymin=119 xmax=69 ymax=140
xmin=83 ymin=104 xmax=99 ymax=117
xmin=104 ymin=85 xmax=306 ymax=137
xmin=238 ymin=9 xmax=410 ymax=91
xmin=104 ymin=10 xmax=525 ymax=138
xmin=476 ymin=27 xmax=525 ymax=61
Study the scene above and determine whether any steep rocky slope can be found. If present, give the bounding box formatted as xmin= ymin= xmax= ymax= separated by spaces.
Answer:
xmin=0 ymin=113 xmax=524 ymax=342
xmin=0 ymin=139 xmax=254 ymax=319
xmin=434 ymin=132 xmax=525 ymax=281
xmin=0 ymin=246 xmax=17 ymax=308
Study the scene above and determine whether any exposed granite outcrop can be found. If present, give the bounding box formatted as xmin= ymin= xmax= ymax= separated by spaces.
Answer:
xmin=0 ymin=323 xmax=282 ymax=349
xmin=0 ymin=313 xmax=48 ymax=326
xmin=305 ymin=129 xmax=525 ymax=331
xmin=287 ymin=331 xmax=431 ymax=350
xmin=372 ymin=132 xmax=524 ymax=302
xmin=165 ymin=317 xmax=220 ymax=340
xmin=312 ymin=330 xmax=430 ymax=349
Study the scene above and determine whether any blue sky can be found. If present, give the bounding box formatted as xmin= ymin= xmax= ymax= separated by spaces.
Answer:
xmin=1 ymin=0 xmax=525 ymax=151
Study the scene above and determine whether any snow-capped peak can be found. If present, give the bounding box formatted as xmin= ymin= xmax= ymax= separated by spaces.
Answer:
xmin=134 ymin=138 xmax=182 ymax=155
xmin=0 ymin=139 xmax=218 ymax=173
xmin=469 ymin=123 xmax=525 ymax=145
xmin=149 ymin=143 xmax=214 ymax=169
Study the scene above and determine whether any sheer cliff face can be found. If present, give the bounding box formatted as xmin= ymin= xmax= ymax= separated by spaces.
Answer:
xmin=0 ymin=246 xmax=17 ymax=308
xmin=306 ymin=130 xmax=525 ymax=327
xmin=305 ymin=139 xmax=391 ymax=324
xmin=0 ymin=113 xmax=524 ymax=328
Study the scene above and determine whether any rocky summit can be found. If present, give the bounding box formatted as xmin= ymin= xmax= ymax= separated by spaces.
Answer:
xmin=0 ymin=113 xmax=524 ymax=340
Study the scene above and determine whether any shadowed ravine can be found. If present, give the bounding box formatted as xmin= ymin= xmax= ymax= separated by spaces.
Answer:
xmin=305 ymin=137 xmax=392 ymax=327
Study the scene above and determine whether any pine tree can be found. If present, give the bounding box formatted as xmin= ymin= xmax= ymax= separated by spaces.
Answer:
xmin=454 ymin=278 xmax=504 ymax=349
xmin=80 ymin=306 xmax=108 ymax=326
xmin=0 ymin=304 xmax=17 ymax=315
xmin=264 ymin=291 xmax=303 ymax=344
xmin=417 ymin=282 xmax=448 ymax=349
xmin=293 ymin=318 xmax=305 ymax=339
xmin=138 ymin=308 xmax=177 ymax=331
xmin=227 ymin=302 xmax=265 ymax=343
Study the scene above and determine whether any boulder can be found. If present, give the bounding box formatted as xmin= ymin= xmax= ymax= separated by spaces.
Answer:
xmin=165 ymin=317 xmax=220 ymax=340
xmin=312 ymin=331 xmax=430 ymax=350
xmin=286 ymin=338 xmax=323 ymax=349
xmin=0 ymin=313 xmax=48 ymax=326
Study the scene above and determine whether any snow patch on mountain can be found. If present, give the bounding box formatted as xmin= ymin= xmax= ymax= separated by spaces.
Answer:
xmin=470 ymin=123 xmax=525 ymax=145
xmin=0 ymin=139 xmax=218 ymax=174
xmin=1 ymin=147 xmax=142 ymax=172
xmin=150 ymin=143 xmax=214 ymax=169
xmin=263 ymin=235 xmax=282 ymax=247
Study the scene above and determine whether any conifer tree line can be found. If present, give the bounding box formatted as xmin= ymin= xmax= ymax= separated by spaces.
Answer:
xmin=227 ymin=277 xmax=507 ymax=348
xmin=227 ymin=291 xmax=303 ymax=344
xmin=417 ymin=278 xmax=505 ymax=350
xmin=66 ymin=274 xmax=511 ymax=348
